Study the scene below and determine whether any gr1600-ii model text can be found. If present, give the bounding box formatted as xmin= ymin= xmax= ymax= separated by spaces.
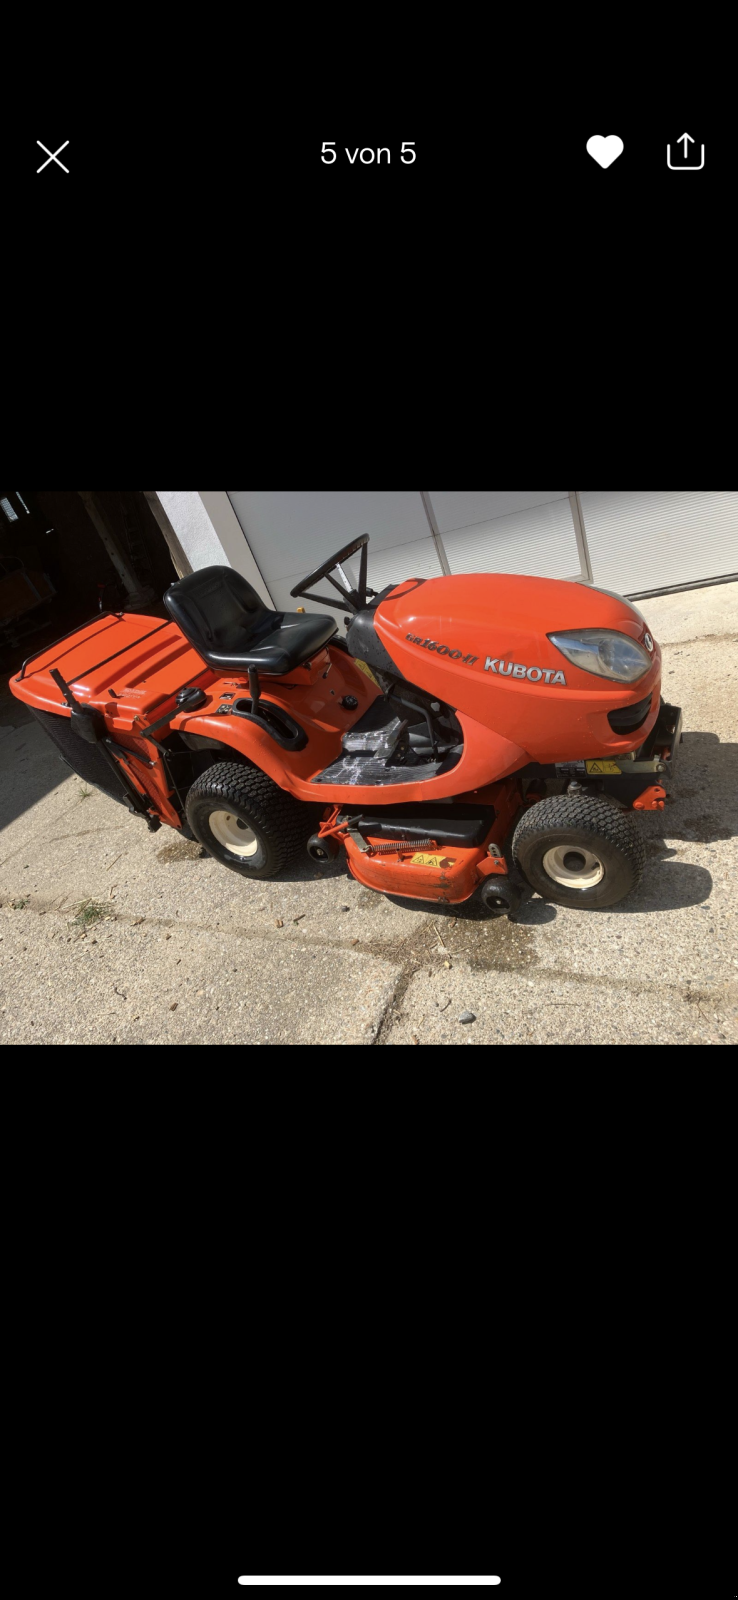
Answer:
xmin=10 ymin=535 xmax=682 ymax=915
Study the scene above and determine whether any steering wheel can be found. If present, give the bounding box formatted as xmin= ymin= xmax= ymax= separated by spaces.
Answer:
xmin=290 ymin=534 xmax=371 ymax=614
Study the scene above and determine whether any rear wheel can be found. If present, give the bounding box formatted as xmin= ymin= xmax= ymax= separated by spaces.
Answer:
xmin=512 ymin=793 xmax=645 ymax=909
xmin=186 ymin=761 xmax=307 ymax=879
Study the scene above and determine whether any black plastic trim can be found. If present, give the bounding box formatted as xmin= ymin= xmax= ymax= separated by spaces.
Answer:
xmin=106 ymin=739 xmax=154 ymax=769
xmin=345 ymin=607 xmax=402 ymax=676
xmin=607 ymin=693 xmax=653 ymax=734
xmin=141 ymin=681 xmax=211 ymax=741
xmin=640 ymin=700 xmax=683 ymax=767
xmin=214 ymin=697 xmax=307 ymax=752
xmin=338 ymin=804 xmax=496 ymax=848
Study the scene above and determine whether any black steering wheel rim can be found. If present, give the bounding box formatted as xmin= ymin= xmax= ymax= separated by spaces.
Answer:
xmin=289 ymin=534 xmax=369 ymax=599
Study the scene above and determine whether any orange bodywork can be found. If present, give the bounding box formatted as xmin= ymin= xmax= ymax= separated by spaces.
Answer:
xmin=371 ymin=573 xmax=662 ymax=764
xmin=10 ymin=569 xmax=665 ymax=907
xmin=10 ymin=573 xmax=660 ymax=812
xmin=10 ymin=611 xmax=381 ymax=812
xmin=632 ymin=784 xmax=666 ymax=810
xmin=335 ymin=774 xmax=526 ymax=903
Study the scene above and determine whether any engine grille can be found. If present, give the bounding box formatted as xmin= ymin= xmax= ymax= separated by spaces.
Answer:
xmin=607 ymin=694 xmax=653 ymax=734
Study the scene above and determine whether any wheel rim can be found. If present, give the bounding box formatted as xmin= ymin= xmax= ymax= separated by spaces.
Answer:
xmin=208 ymin=810 xmax=260 ymax=857
xmin=541 ymin=843 xmax=604 ymax=889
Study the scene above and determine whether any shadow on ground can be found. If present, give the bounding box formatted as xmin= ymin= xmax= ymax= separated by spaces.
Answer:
xmin=0 ymin=724 xmax=72 ymax=835
xmin=660 ymin=732 xmax=738 ymax=841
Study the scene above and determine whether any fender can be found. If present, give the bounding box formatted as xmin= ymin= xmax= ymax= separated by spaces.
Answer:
xmin=177 ymin=705 xmax=529 ymax=806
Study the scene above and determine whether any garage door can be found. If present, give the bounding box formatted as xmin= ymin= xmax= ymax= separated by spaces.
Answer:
xmin=227 ymin=490 xmax=587 ymax=618
xmin=226 ymin=490 xmax=444 ymax=619
xmin=425 ymin=491 xmax=584 ymax=580
xmin=579 ymin=490 xmax=738 ymax=597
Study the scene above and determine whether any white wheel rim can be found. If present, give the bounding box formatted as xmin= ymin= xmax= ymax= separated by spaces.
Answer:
xmin=209 ymin=810 xmax=260 ymax=857
xmin=542 ymin=843 xmax=604 ymax=889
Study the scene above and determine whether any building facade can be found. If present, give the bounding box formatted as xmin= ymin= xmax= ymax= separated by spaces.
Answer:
xmin=155 ymin=490 xmax=738 ymax=613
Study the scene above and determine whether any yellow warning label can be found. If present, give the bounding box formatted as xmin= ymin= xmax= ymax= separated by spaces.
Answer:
xmin=353 ymin=658 xmax=381 ymax=686
xmin=585 ymin=759 xmax=622 ymax=775
xmin=410 ymin=853 xmax=454 ymax=868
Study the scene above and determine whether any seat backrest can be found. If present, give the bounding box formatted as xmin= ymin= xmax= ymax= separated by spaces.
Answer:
xmin=164 ymin=566 xmax=271 ymax=654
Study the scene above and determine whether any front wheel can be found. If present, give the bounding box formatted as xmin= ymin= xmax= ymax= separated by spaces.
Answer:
xmin=511 ymin=793 xmax=646 ymax=909
xmin=185 ymin=761 xmax=307 ymax=879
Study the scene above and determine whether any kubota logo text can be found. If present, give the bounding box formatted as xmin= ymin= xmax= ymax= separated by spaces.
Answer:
xmin=404 ymin=634 xmax=566 ymax=685
xmin=485 ymin=656 xmax=567 ymax=685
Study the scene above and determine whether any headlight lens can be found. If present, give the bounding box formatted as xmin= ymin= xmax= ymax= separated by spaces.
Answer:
xmin=548 ymin=629 xmax=651 ymax=682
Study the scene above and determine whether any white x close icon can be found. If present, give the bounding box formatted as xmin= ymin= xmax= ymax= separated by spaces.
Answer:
xmin=37 ymin=140 xmax=69 ymax=174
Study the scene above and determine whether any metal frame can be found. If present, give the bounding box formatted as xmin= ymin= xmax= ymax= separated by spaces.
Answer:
xmin=143 ymin=492 xmax=193 ymax=578
xmin=420 ymin=491 xmax=593 ymax=585
xmin=419 ymin=491 xmax=452 ymax=575
xmin=568 ymin=490 xmax=594 ymax=583
xmin=19 ymin=611 xmax=119 ymax=680
xmin=626 ymin=571 xmax=738 ymax=601
xmin=571 ymin=496 xmax=737 ymax=601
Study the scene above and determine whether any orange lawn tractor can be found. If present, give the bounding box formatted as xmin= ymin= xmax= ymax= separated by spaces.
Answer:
xmin=9 ymin=534 xmax=682 ymax=916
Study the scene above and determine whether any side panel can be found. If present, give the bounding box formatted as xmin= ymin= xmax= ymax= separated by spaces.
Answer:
xmin=179 ymin=706 xmax=527 ymax=807
xmin=11 ymin=610 xmax=527 ymax=808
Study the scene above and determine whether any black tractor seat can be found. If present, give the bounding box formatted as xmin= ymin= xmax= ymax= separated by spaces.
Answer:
xmin=164 ymin=566 xmax=337 ymax=675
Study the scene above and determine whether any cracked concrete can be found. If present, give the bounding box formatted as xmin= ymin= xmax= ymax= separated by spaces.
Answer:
xmin=1 ymin=582 xmax=736 ymax=1046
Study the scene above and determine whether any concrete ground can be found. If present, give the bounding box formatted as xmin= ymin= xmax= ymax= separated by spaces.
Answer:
xmin=1 ymin=581 xmax=736 ymax=1046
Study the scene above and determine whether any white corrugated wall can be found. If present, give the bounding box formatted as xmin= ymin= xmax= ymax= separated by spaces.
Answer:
xmin=219 ymin=490 xmax=737 ymax=606
xmin=578 ymin=490 xmax=738 ymax=595
xmin=426 ymin=491 xmax=583 ymax=580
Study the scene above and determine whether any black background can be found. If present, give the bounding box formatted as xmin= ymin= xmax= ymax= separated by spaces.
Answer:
xmin=2 ymin=33 xmax=734 ymax=1600
xmin=7 ymin=107 xmax=725 ymax=220
xmin=5 ymin=22 xmax=730 ymax=428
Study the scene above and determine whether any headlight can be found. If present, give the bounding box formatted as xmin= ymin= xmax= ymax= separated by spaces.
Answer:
xmin=548 ymin=629 xmax=651 ymax=682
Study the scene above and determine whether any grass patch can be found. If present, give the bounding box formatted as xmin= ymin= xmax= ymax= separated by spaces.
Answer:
xmin=11 ymin=896 xmax=30 ymax=910
xmin=69 ymin=898 xmax=109 ymax=929
xmin=79 ymin=785 xmax=93 ymax=800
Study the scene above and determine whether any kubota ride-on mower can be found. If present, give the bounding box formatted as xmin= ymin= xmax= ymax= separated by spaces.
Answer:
xmin=10 ymin=534 xmax=682 ymax=916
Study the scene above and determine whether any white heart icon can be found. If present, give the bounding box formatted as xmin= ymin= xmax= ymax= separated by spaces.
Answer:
xmin=587 ymin=134 xmax=624 ymax=168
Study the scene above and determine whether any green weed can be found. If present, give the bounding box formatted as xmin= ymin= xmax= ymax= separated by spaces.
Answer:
xmin=70 ymin=899 xmax=109 ymax=929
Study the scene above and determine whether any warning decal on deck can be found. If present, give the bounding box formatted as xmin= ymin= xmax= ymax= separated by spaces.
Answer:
xmin=410 ymin=853 xmax=455 ymax=868
xmin=585 ymin=759 xmax=622 ymax=774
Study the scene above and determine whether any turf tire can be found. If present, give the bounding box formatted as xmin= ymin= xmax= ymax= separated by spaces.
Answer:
xmin=185 ymin=761 xmax=307 ymax=879
xmin=511 ymin=793 xmax=646 ymax=909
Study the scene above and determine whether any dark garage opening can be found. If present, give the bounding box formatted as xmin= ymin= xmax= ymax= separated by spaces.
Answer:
xmin=0 ymin=491 xmax=180 ymax=722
